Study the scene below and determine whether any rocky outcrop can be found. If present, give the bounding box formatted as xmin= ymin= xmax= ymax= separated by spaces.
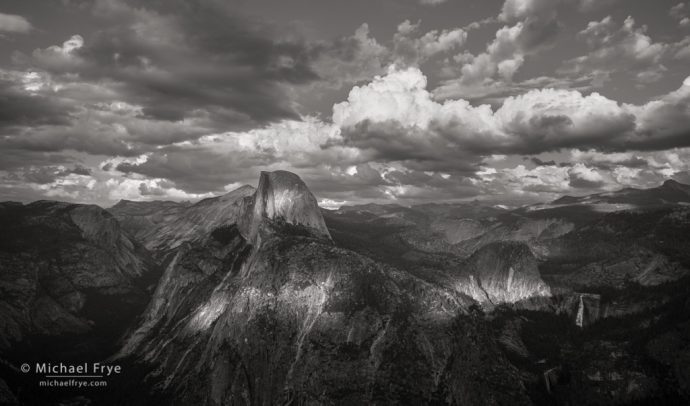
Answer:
xmin=458 ymin=241 xmax=551 ymax=305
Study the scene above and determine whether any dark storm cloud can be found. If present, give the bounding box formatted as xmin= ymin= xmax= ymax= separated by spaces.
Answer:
xmin=527 ymin=157 xmax=557 ymax=166
xmin=0 ymin=76 xmax=74 ymax=130
xmin=67 ymin=164 xmax=92 ymax=176
xmin=0 ymin=121 xmax=136 ymax=157
xmin=584 ymin=156 xmax=648 ymax=170
xmin=22 ymin=167 xmax=60 ymax=184
xmin=337 ymin=120 xmax=481 ymax=173
xmin=18 ymin=164 xmax=90 ymax=184
xmin=21 ymin=0 xmax=320 ymax=133
xmin=0 ymin=149 xmax=74 ymax=171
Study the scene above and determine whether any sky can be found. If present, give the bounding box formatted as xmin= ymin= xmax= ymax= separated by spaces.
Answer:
xmin=0 ymin=0 xmax=689 ymax=208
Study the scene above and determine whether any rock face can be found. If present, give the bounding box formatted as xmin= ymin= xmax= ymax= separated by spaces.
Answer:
xmin=458 ymin=241 xmax=551 ymax=305
xmin=110 ymin=185 xmax=255 ymax=256
xmin=107 ymin=199 xmax=190 ymax=243
xmin=0 ymin=201 xmax=158 ymax=355
xmin=239 ymin=170 xmax=331 ymax=242
xmin=117 ymin=171 xmax=531 ymax=405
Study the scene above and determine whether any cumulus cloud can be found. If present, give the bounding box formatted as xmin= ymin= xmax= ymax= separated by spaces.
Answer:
xmin=499 ymin=0 xmax=557 ymax=23
xmin=113 ymin=117 xmax=360 ymax=193
xmin=332 ymin=66 xmax=690 ymax=174
xmin=626 ymin=77 xmax=690 ymax=150
xmin=392 ymin=20 xmax=467 ymax=66
xmin=435 ymin=0 xmax=565 ymax=101
xmin=568 ymin=163 xmax=606 ymax=188
xmin=499 ymin=0 xmax=621 ymax=20
xmin=308 ymin=23 xmax=390 ymax=92
xmin=31 ymin=35 xmax=85 ymax=71
xmin=438 ymin=22 xmax=538 ymax=98
xmin=670 ymin=3 xmax=690 ymax=28
xmin=0 ymin=13 xmax=32 ymax=33
xmin=435 ymin=0 xmax=636 ymax=102
xmin=561 ymin=16 xmax=668 ymax=85
xmin=310 ymin=19 xmax=468 ymax=92
xmin=495 ymin=88 xmax=635 ymax=150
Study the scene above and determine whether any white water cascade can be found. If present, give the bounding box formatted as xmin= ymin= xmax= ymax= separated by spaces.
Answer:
xmin=575 ymin=294 xmax=584 ymax=328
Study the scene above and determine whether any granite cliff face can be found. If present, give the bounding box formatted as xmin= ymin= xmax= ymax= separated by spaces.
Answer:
xmin=110 ymin=185 xmax=255 ymax=256
xmin=117 ymin=171 xmax=530 ymax=405
xmin=0 ymin=201 xmax=158 ymax=355
xmin=239 ymin=170 xmax=331 ymax=242
xmin=457 ymin=241 xmax=551 ymax=306
xmin=106 ymin=199 xmax=190 ymax=244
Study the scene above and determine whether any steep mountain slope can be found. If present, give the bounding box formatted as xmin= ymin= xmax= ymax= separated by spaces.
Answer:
xmin=109 ymin=185 xmax=255 ymax=256
xmin=117 ymin=171 xmax=531 ymax=405
xmin=0 ymin=201 xmax=158 ymax=356
xmin=542 ymin=206 xmax=690 ymax=289
xmin=107 ymin=199 xmax=190 ymax=243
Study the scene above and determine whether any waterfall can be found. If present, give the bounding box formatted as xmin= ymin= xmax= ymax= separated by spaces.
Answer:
xmin=575 ymin=294 xmax=584 ymax=328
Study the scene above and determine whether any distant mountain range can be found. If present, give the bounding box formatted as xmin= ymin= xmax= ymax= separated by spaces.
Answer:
xmin=548 ymin=179 xmax=690 ymax=208
xmin=1 ymin=175 xmax=690 ymax=405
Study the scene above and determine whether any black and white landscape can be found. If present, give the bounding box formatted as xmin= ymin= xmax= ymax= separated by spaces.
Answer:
xmin=2 ymin=0 xmax=690 ymax=405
